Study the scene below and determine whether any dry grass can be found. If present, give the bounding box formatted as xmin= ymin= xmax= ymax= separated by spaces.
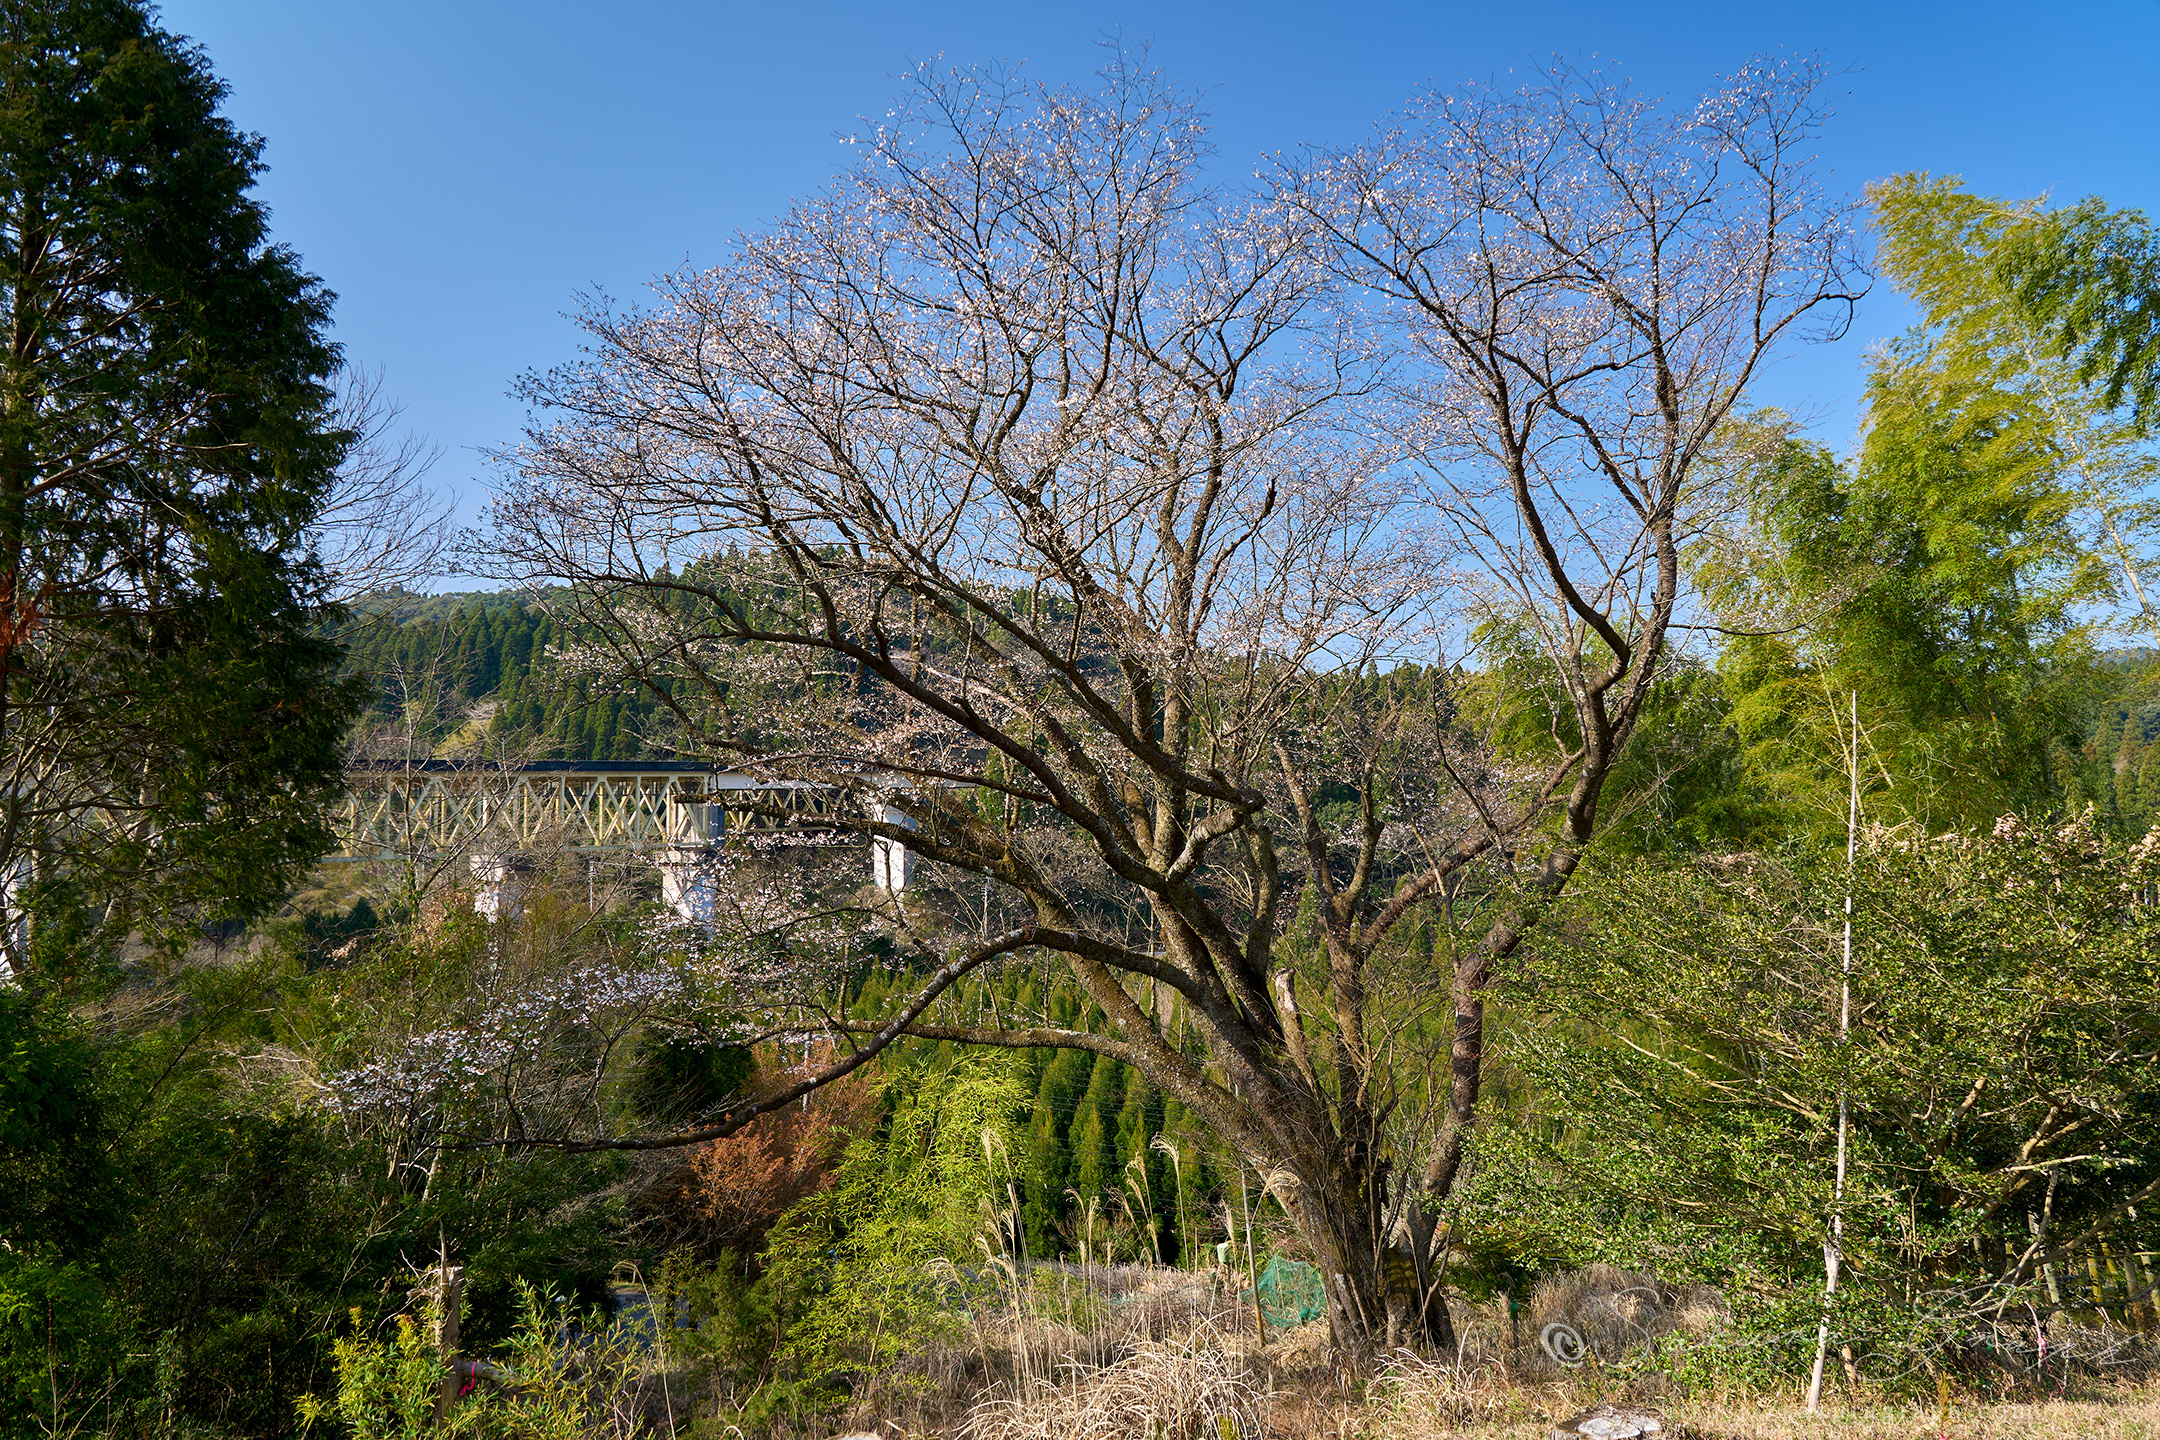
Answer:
xmin=955 ymin=1320 xmax=1268 ymax=1440
xmin=823 ymin=1263 xmax=1260 ymax=1439
xmin=1357 ymin=1387 xmax=2160 ymax=1439
xmin=797 ymin=1262 xmax=2160 ymax=1440
xmin=1689 ymin=1389 xmax=2160 ymax=1438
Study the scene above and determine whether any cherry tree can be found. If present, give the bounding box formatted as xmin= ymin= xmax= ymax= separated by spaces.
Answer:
xmin=485 ymin=55 xmax=1862 ymax=1361
xmin=1278 ymin=50 xmax=1864 ymax=1317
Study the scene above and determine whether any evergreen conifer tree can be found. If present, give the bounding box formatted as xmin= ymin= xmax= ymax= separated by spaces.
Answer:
xmin=1022 ymin=1046 xmax=1089 ymax=1255
xmin=0 ymin=0 xmax=362 ymax=959
xmin=1068 ymin=1052 xmax=1124 ymax=1206
xmin=2136 ymin=742 xmax=2160 ymax=833
xmin=1113 ymin=1077 xmax=1165 ymax=1257
xmin=1158 ymin=1099 xmax=1212 ymax=1266
xmin=2116 ymin=716 xmax=2144 ymax=822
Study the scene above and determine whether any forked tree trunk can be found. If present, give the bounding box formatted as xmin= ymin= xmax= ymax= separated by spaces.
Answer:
xmin=1279 ymin=1146 xmax=1458 ymax=1365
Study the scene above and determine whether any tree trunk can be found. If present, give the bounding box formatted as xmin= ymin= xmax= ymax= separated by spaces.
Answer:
xmin=1281 ymin=1148 xmax=1458 ymax=1365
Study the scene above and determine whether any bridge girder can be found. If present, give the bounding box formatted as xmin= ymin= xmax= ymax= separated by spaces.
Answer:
xmin=333 ymin=763 xmax=859 ymax=861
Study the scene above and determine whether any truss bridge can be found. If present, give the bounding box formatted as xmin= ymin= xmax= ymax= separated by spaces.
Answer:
xmin=334 ymin=760 xmax=915 ymax=918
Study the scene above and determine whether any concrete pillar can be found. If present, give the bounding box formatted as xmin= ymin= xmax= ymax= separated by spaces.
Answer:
xmin=655 ymin=844 xmax=721 ymax=927
xmin=871 ymin=801 xmax=916 ymax=892
xmin=469 ymin=852 xmax=532 ymax=923
xmin=665 ymin=797 xmax=723 ymax=846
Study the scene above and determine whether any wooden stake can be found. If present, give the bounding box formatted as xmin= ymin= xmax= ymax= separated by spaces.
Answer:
xmin=433 ymin=1262 xmax=464 ymax=1431
xmin=1240 ymin=1166 xmax=1267 ymax=1346
xmin=2128 ymin=1207 xmax=2158 ymax=1331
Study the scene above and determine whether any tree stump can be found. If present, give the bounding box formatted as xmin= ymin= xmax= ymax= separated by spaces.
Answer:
xmin=1552 ymin=1404 xmax=1665 ymax=1439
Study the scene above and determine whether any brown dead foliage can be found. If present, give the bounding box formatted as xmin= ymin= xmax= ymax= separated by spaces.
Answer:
xmin=644 ymin=1058 xmax=874 ymax=1254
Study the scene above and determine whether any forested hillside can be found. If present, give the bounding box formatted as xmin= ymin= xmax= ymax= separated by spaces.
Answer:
xmin=340 ymin=591 xmax=664 ymax=761
xmin=2091 ymin=665 xmax=2160 ymax=824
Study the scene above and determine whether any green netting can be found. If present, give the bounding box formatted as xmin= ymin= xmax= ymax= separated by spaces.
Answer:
xmin=1253 ymin=1255 xmax=1326 ymax=1331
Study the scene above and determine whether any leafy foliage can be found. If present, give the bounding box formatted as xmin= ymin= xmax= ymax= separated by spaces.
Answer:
xmin=1981 ymin=191 xmax=2160 ymax=431
xmin=758 ymin=1052 xmax=1030 ymax=1387
xmin=1699 ymin=409 xmax=2100 ymax=834
xmin=1473 ymin=817 xmax=2160 ymax=1372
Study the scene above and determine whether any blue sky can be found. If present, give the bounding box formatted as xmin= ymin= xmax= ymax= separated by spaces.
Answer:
xmin=162 ymin=1 xmax=2160 ymax=549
